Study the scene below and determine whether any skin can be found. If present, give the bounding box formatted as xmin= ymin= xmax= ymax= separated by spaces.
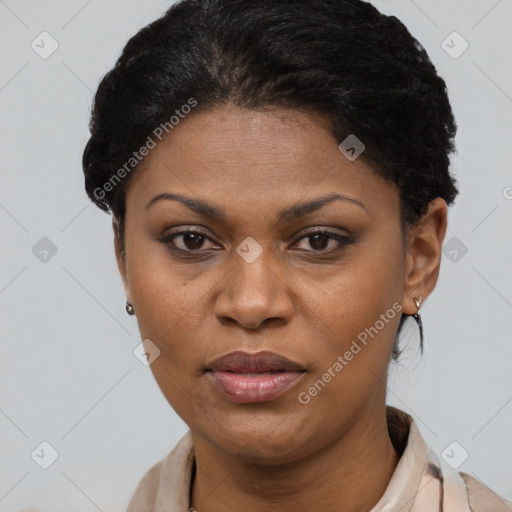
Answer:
xmin=114 ymin=103 xmax=448 ymax=512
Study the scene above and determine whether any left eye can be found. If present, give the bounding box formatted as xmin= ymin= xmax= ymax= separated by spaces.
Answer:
xmin=292 ymin=231 xmax=351 ymax=252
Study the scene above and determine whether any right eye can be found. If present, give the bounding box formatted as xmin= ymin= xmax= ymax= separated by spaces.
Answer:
xmin=158 ymin=229 xmax=222 ymax=253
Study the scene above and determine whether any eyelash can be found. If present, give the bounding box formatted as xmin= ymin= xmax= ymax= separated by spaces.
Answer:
xmin=157 ymin=228 xmax=355 ymax=257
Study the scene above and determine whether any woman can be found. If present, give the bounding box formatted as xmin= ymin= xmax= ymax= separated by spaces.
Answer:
xmin=82 ymin=0 xmax=512 ymax=510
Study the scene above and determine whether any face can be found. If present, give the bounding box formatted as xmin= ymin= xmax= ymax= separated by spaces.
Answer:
xmin=115 ymin=104 xmax=445 ymax=464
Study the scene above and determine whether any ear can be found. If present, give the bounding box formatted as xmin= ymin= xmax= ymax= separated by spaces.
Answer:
xmin=113 ymin=217 xmax=131 ymax=301
xmin=402 ymin=197 xmax=448 ymax=315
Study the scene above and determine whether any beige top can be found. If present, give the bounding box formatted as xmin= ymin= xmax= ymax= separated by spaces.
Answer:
xmin=126 ymin=407 xmax=512 ymax=511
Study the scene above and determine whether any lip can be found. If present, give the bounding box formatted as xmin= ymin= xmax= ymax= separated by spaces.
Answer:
xmin=206 ymin=350 xmax=306 ymax=404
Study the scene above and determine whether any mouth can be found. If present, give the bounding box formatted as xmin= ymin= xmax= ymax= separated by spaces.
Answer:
xmin=205 ymin=350 xmax=306 ymax=404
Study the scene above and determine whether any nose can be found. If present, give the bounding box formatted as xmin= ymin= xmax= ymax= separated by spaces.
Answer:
xmin=214 ymin=248 xmax=294 ymax=330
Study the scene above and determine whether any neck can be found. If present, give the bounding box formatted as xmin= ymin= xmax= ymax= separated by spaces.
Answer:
xmin=190 ymin=405 xmax=400 ymax=512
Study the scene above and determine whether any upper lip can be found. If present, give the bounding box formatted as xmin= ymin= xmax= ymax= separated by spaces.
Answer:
xmin=207 ymin=350 xmax=306 ymax=373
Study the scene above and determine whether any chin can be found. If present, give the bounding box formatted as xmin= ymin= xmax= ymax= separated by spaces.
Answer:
xmin=202 ymin=412 xmax=315 ymax=464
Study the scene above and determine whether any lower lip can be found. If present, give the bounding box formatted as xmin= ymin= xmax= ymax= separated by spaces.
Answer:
xmin=208 ymin=370 xmax=305 ymax=404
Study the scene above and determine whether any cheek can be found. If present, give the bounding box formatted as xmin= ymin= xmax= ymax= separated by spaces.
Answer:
xmin=305 ymin=234 xmax=403 ymax=333
xmin=126 ymin=247 xmax=221 ymax=377
xmin=295 ymin=233 xmax=405 ymax=384
xmin=126 ymin=246 xmax=191 ymax=351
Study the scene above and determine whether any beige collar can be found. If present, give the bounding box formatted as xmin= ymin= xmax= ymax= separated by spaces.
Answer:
xmin=127 ymin=406 xmax=477 ymax=511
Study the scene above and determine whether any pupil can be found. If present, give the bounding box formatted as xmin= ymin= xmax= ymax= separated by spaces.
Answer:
xmin=184 ymin=233 xmax=204 ymax=250
xmin=309 ymin=234 xmax=329 ymax=251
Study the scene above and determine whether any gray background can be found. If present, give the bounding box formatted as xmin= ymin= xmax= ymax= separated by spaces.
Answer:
xmin=1 ymin=0 xmax=511 ymax=510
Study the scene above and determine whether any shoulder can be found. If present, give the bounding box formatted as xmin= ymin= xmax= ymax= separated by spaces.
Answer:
xmin=125 ymin=457 xmax=163 ymax=511
xmin=459 ymin=472 xmax=512 ymax=512
xmin=385 ymin=407 xmax=512 ymax=512
xmin=126 ymin=430 xmax=195 ymax=512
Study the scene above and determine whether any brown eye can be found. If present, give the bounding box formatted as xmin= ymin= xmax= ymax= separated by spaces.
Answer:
xmin=303 ymin=233 xmax=335 ymax=251
xmin=292 ymin=230 xmax=354 ymax=253
xmin=159 ymin=229 xmax=220 ymax=252
xmin=176 ymin=232 xmax=208 ymax=250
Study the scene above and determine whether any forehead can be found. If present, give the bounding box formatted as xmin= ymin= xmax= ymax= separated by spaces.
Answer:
xmin=125 ymin=104 xmax=399 ymax=221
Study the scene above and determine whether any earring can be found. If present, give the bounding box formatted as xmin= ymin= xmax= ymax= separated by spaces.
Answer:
xmin=125 ymin=301 xmax=135 ymax=316
xmin=413 ymin=296 xmax=423 ymax=352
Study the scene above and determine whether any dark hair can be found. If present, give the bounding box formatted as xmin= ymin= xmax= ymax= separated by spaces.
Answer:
xmin=82 ymin=0 xmax=458 ymax=359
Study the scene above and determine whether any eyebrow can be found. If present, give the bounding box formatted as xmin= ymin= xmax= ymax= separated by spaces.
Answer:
xmin=145 ymin=192 xmax=368 ymax=222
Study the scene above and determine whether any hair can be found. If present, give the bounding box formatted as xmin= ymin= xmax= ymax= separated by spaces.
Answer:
xmin=82 ymin=0 xmax=458 ymax=359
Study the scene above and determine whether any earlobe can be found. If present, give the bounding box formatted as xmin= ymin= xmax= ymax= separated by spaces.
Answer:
xmin=403 ymin=198 xmax=448 ymax=315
